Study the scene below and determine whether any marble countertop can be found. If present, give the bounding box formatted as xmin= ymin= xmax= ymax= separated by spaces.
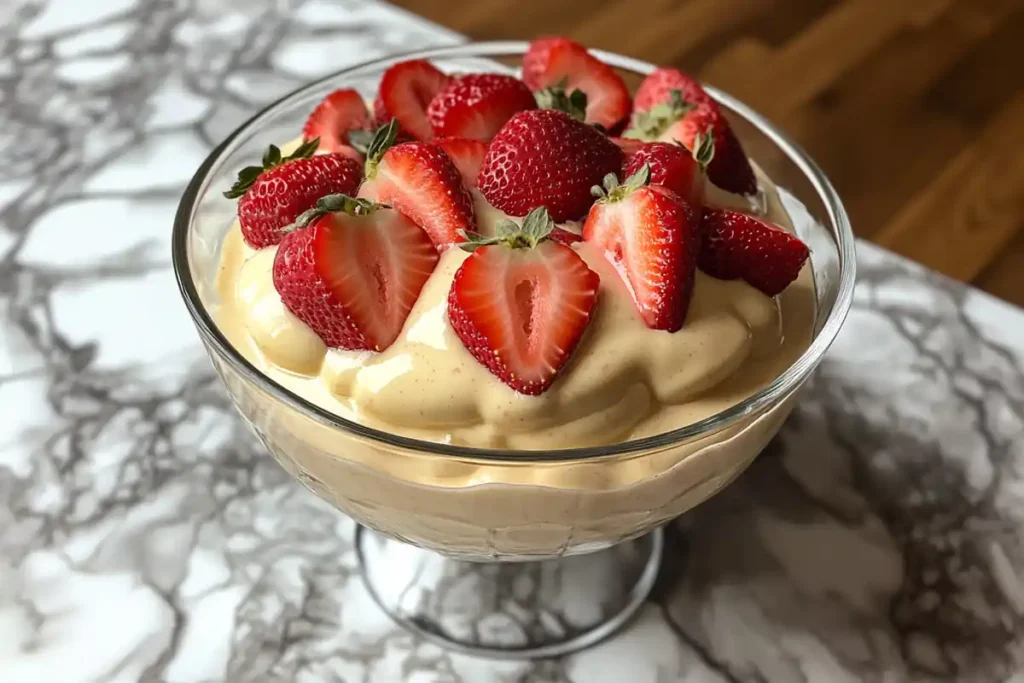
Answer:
xmin=2 ymin=1 xmax=1023 ymax=681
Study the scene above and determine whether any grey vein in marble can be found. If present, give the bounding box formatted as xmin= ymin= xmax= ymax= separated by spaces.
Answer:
xmin=1 ymin=1 xmax=1023 ymax=682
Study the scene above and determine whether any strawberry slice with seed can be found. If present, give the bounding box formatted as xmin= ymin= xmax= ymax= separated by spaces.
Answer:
xmin=273 ymin=195 xmax=439 ymax=351
xmin=432 ymin=137 xmax=488 ymax=189
xmin=359 ymin=121 xmax=475 ymax=250
xmin=699 ymin=208 xmax=809 ymax=296
xmin=426 ymin=73 xmax=536 ymax=140
xmin=448 ymin=207 xmax=600 ymax=395
xmin=625 ymin=90 xmax=756 ymax=196
xmin=374 ymin=59 xmax=451 ymax=141
xmin=302 ymin=89 xmax=372 ymax=160
xmin=583 ymin=165 xmax=702 ymax=331
xmin=523 ymin=37 xmax=631 ymax=131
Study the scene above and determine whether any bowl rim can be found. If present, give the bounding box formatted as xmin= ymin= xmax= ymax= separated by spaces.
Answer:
xmin=172 ymin=40 xmax=856 ymax=462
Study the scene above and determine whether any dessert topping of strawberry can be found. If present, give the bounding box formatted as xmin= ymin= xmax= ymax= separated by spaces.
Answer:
xmin=625 ymin=90 xmax=757 ymax=196
xmin=273 ymin=194 xmax=439 ymax=352
xmin=533 ymin=79 xmax=589 ymax=122
xmin=583 ymin=165 xmax=702 ymax=331
xmin=448 ymin=207 xmax=600 ymax=396
xmin=699 ymin=208 xmax=809 ymax=297
xmin=426 ymin=73 xmax=536 ymax=140
xmin=360 ymin=120 xmax=475 ymax=250
xmin=622 ymin=135 xmax=713 ymax=207
xmin=523 ymin=37 xmax=631 ymax=132
xmin=302 ymin=88 xmax=373 ymax=161
xmin=224 ymin=139 xmax=363 ymax=249
xmin=633 ymin=67 xmax=707 ymax=113
xmin=373 ymin=59 xmax=452 ymax=141
xmin=431 ymin=137 xmax=488 ymax=189
xmin=477 ymin=108 xmax=623 ymax=223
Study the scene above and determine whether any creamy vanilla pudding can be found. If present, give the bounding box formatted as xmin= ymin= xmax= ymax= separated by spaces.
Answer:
xmin=210 ymin=163 xmax=814 ymax=558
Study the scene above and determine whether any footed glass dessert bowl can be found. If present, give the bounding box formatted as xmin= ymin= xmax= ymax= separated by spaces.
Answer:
xmin=173 ymin=41 xmax=855 ymax=659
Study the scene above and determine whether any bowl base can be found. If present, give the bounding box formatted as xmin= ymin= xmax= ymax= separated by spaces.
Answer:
xmin=355 ymin=525 xmax=664 ymax=660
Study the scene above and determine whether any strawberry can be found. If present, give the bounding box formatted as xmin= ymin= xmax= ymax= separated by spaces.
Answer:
xmin=583 ymin=166 xmax=701 ymax=331
xmin=448 ymin=207 xmax=600 ymax=395
xmin=523 ymin=37 xmax=631 ymax=131
xmin=477 ymin=109 xmax=623 ymax=222
xmin=273 ymin=195 xmax=439 ymax=351
xmin=373 ymin=59 xmax=451 ymax=140
xmin=432 ymin=137 xmax=488 ymax=189
xmin=621 ymin=137 xmax=712 ymax=207
xmin=625 ymin=91 xmax=757 ymax=196
xmin=302 ymin=88 xmax=372 ymax=160
xmin=633 ymin=67 xmax=707 ymax=113
xmin=550 ymin=226 xmax=582 ymax=245
xmin=699 ymin=208 xmax=809 ymax=297
xmin=359 ymin=121 xmax=475 ymax=250
xmin=426 ymin=73 xmax=536 ymax=140
xmin=224 ymin=140 xmax=363 ymax=249
xmin=610 ymin=137 xmax=646 ymax=156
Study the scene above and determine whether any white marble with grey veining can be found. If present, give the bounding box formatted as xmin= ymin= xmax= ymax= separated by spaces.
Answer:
xmin=1 ymin=1 xmax=1023 ymax=681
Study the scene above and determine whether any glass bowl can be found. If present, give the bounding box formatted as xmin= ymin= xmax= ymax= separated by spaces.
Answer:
xmin=173 ymin=41 xmax=855 ymax=659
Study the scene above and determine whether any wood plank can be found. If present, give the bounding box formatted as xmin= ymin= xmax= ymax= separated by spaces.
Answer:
xmin=976 ymin=230 xmax=1024 ymax=308
xmin=703 ymin=0 xmax=953 ymax=118
xmin=874 ymin=94 xmax=1024 ymax=282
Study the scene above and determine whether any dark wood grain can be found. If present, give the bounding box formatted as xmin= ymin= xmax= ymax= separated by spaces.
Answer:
xmin=392 ymin=0 xmax=1024 ymax=305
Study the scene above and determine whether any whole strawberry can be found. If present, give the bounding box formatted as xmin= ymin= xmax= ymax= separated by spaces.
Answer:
xmin=625 ymin=90 xmax=756 ymax=196
xmin=633 ymin=67 xmax=707 ymax=113
xmin=426 ymin=73 xmax=536 ymax=140
xmin=478 ymin=109 xmax=623 ymax=222
xmin=621 ymin=136 xmax=712 ymax=207
xmin=699 ymin=208 xmax=809 ymax=296
xmin=359 ymin=120 xmax=475 ymax=250
xmin=584 ymin=165 xmax=701 ymax=331
xmin=448 ymin=207 xmax=600 ymax=395
xmin=224 ymin=140 xmax=363 ymax=249
xmin=273 ymin=194 xmax=439 ymax=351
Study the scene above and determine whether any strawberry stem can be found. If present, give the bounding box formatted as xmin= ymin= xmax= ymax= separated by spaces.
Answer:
xmin=223 ymin=138 xmax=320 ymax=199
xmin=591 ymin=164 xmax=650 ymax=203
xmin=363 ymin=119 xmax=400 ymax=179
xmin=622 ymin=89 xmax=694 ymax=141
xmin=459 ymin=206 xmax=557 ymax=251
xmin=290 ymin=194 xmax=390 ymax=231
xmin=534 ymin=78 xmax=588 ymax=122
xmin=690 ymin=130 xmax=716 ymax=171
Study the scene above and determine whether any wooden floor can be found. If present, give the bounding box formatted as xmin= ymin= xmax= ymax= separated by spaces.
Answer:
xmin=393 ymin=0 xmax=1024 ymax=306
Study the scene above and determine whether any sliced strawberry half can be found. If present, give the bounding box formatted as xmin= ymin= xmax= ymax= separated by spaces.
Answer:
xmin=625 ymin=91 xmax=756 ymax=196
xmin=224 ymin=140 xmax=363 ymax=249
xmin=699 ymin=208 xmax=809 ymax=296
xmin=432 ymin=137 xmax=488 ymax=189
xmin=448 ymin=208 xmax=600 ymax=395
xmin=302 ymin=88 xmax=372 ymax=160
xmin=359 ymin=121 xmax=475 ymax=250
xmin=622 ymin=137 xmax=712 ymax=207
xmin=523 ymin=37 xmax=631 ymax=131
xmin=273 ymin=195 xmax=439 ymax=351
xmin=374 ymin=59 xmax=451 ymax=140
xmin=633 ymin=67 xmax=707 ymax=112
xmin=583 ymin=166 xmax=701 ymax=331
xmin=426 ymin=73 xmax=536 ymax=140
